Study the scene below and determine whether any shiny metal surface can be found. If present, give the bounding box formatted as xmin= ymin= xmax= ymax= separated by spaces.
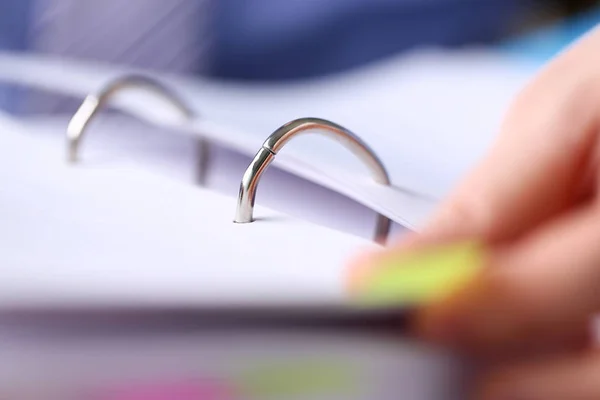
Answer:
xmin=66 ymin=75 xmax=208 ymax=183
xmin=234 ymin=118 xmax=392 ymax=244
xmin=234 ymin=147 xmax=275 ymax=224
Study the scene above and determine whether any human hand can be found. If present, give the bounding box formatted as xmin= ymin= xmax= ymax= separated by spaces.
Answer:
xmin=349 ymin=26 xmax=600 ymax=399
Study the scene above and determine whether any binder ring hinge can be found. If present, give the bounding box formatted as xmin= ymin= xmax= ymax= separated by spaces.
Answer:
xmin=234 ymin=117 xmax=392 ymax=244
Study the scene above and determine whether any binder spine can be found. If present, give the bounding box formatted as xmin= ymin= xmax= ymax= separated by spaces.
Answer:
xmin=234 ymin=117 xmax=392 ymax=244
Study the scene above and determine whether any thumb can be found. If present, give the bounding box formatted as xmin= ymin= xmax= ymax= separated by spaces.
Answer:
xmin=410 ymin=29 xmax=600 ymax=246
xmin=415 ymin=203 xmax=600 ymax=358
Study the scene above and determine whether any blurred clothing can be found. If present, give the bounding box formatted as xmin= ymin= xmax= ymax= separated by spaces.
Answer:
xmin=0 ymin=0 xmax=533 ymax=82
xmin=31 ymin=0 xmax=211 ymax=75
xmin=26 ymin=0 xmax=211 ymax=113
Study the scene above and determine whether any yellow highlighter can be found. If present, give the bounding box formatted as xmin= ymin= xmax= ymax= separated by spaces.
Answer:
xmin=349 ymin=241 xmax=486 ymax=308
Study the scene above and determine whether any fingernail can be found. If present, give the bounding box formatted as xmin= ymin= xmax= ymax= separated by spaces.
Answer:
xmin=347 ymin=241 xmax=486 ymax=308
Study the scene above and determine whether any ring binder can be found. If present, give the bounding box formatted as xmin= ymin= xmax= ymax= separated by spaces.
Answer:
xmin=65 ymin=74 xmax=208 ymax=176
xmin=234 ymin=118 xmax=392 ymax=244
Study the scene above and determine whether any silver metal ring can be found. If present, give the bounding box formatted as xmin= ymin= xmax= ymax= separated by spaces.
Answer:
xmin=233 ymin=117 xmax=392 ymax=244
xmin=66 ymin=74 xmax=201 ymax=163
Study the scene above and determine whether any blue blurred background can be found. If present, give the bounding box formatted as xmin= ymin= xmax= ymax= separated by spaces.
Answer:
xmin=0 ymin=0 xmax=598 ymax=82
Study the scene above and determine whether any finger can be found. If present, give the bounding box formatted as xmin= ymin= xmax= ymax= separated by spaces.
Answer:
xmin=416 ymin=203 xmax=600 ymax=357
xmin=477 ymin=350 xmax=600 ymax=400
xmin=416 ymin=27 xmax=600 ymax=245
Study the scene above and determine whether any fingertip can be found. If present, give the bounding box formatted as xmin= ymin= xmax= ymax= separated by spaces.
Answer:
xmin=413 ymin=271 xmax=527 ymax=356
xmin=412 ymin=276 xmax=486 ymax=348
xmin=345 ymin=252 xmax=379 ymax=295
xmin=344 ymin=232 xmax=421 ymax=295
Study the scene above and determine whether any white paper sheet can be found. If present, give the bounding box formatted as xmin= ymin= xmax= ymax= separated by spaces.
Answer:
xmin=23 ymin=114 xmax=410 ymax=241
xmin=0 ymin=114 xmax=378 ymax=310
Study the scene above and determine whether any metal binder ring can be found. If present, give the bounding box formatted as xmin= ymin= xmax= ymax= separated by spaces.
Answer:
xmin=66 ymin=74 xmax=209 ymax=183
xmin=234 ymin=117 xmax=392 ymax=244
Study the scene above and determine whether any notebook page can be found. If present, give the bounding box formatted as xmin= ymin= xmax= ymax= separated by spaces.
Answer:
xmin=0 ymin=113 xmax=377 ymax=311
